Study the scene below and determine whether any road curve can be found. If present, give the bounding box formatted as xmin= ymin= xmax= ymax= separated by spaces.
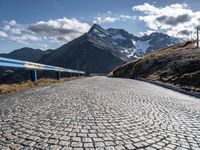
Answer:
xmin=0 ymin=76 xmax=200 ymax=150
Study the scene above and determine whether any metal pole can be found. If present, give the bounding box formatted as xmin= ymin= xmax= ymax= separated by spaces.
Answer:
xmin=197 ymin=27 xmax=199 ymax=48
xmin=30 ymin=70 xmax=37 ymax=82
xmin=69 ymin=72 xmax=72 ymax=78
xmin=77 ymin=60 xmax=80 ymax=77
xmin=56 ymin=72 xmax=61 ymax=80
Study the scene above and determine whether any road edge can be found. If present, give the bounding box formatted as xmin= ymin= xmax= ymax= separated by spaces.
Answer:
xmin=137 ymin=78 xmax=200 ymax=99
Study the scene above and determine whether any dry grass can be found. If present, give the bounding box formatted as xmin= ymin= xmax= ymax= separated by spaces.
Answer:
xmin=137 ymin=41 xmax=196 ymax=64
xmin=181 ymin=86 xmax=200 ymax=92
xmin=109 ymin=42 xmax=196 ymax=78
xmin=110 ymin=41 xmax=200 ymax=92
xmin=0 ymin=77 xmax=84 ymax=94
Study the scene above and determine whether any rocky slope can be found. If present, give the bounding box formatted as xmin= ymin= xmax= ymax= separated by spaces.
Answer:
xmin=109 ymin=42 xmax=200 ymax=92
xmin=39 ymin=33 xmax=126 ymax=75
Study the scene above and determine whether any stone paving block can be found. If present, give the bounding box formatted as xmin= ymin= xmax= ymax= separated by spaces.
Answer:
xmin=59 ymin=140 xmax=70 ymax=146
xmin=71 ymin=142 xmax=83 ymax=147
xmin=10 ymin=143 xmax=23 ymax=150
xmin=22 ymin=140 xmax=36 ymax=147
xmin=83 ymin=142 xmax=94 ymax=148
xmin=0 ymin=77 xmax=200 ymax=149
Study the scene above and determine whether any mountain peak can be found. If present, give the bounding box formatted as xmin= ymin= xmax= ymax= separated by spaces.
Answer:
xmin=92 ymin=23 xmax=102 ymax=28
xmin=86 ymin=24 xmax=183 ymax=59
xmin=88 ymin=24 xmax=105 ymax=33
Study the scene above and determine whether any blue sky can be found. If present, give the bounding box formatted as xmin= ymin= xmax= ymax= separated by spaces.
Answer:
xmin=0 ymin=0 xmax=200 ymax=53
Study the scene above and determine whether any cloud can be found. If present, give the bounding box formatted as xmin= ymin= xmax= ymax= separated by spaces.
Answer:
xmin=93 ymin=11 xmax=136 ymax=24
xmin=93 ymin=16 xmax=119 ymax=24
xmin=0 ymin=18 xmax=90 ymax=46
xmin=2 ymin=20 xmax=39 ymax=44
xmin=156 ymin=14 xmax=191 ymax=26
xmin=178 ymin=29 xmax=191 ymax=36
xmin=133 ymin=3 xmax=200 ymax=39
xmin=28 ymin=17 xmax=90 ymax=43
xmin=0 ymin=31 xmax=8 ymax=39
xmin=139 ymin=30 xmax=154 ymax=36
xmin=39 ymin=44 xmax=49 ymax=50
xmin=3 ymin=20 xmax=22 ymax=35
xmin=10 ymin=34 xmax=38 ymax=44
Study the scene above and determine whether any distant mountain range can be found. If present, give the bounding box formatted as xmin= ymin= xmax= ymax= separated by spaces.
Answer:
xmin=87 ymin=24 xmax=182 ymax=59
xmin=0 ymin=24 xmax=183 ymax=83
xmin=0 ymin=47 xmax=53 ymax=62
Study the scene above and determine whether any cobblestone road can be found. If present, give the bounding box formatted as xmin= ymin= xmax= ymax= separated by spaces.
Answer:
xmin=0 ymin=76 xmax=200 ymax=150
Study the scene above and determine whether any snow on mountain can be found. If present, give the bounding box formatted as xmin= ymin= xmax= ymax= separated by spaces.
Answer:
xmin=88 ymin=24 xmax=183 ymax=60
xmin=133 ymin=40 xmax=151 ymax=57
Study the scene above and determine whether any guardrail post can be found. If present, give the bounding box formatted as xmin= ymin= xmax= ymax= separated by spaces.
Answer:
xmin=56 ymin=72 xmax=61 ymax=80
xmin=30 ymin=70 xmax=37 ymax=82
xmin=76 ymin=73 xmax=79 ymax=77
xmin=69 ymin=72 xmax=71 ymax=78
xmin=197 ymin=27 xmax=199 ymax=48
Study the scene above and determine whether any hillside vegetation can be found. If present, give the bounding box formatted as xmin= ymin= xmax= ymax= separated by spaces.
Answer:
xmin=109 ymin=42 xmax=200 ymax=92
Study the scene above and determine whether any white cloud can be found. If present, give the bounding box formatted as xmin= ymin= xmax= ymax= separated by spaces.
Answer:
xmin=93 ymin=11 xmax=136 ymax=24
xmin=119 ymin=15 xmax=137 ymax=21
xmin=39 ymin=44 xmax=49 ymax=50
xmin=28 ymin=17 xmax=90 ymax=43
xmin=93 ymin=16 xmax=119 ymax=24
xmin=2 ymin=20 xmax=39 ymax=44
xmin=0 ymin=18 xmax=90 ymax=45
xmin=133 ymin=3 xmax=200 ymax=39
xmin=139 ymin=30 xmax=155 ymax=36
xmin=3 ymin=20 xmax=22 ymax=35
xmin=10 ymin=34 xmax=38 ymax=44
xmin=0 ymin=31 xmax=8 ymax=39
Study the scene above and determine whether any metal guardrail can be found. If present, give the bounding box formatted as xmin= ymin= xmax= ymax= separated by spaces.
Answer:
xmin=0 ymin=57 xmax=85 ymax=82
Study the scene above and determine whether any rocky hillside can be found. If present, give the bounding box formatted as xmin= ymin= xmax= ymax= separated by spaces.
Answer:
xmin=109 ymin=42 xmax=200 ymax=92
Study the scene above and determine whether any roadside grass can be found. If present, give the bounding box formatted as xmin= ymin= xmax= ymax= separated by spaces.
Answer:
xmin=0 ymin=77 xmax=83 ymax=94
xmin=110 ymin=41 xmax=200 ymax=93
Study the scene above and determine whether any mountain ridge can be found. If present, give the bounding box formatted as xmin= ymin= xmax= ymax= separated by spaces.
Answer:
xmin=0 ymin=24 xmax=183 ymax=63
xmin=0 ymin=24 xmax=184 ymax=83
xmin=0 ymin=47 xmax=53 ymax=62
xmin=87 ymin=24 xmax=183 ymax=59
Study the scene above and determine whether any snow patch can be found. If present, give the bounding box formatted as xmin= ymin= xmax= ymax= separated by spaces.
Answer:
xmin=93 ymin=29 xmax=106 ymax=38
xmin=120 ymin=39 xmax=151 ymax=58
xmin=127 ymin=51 xmax=134 ymax=58
xmin=131 ymin=39 xmax=136 ymax=45
xmin=135 ymin=40 xmax=151 ymax=54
